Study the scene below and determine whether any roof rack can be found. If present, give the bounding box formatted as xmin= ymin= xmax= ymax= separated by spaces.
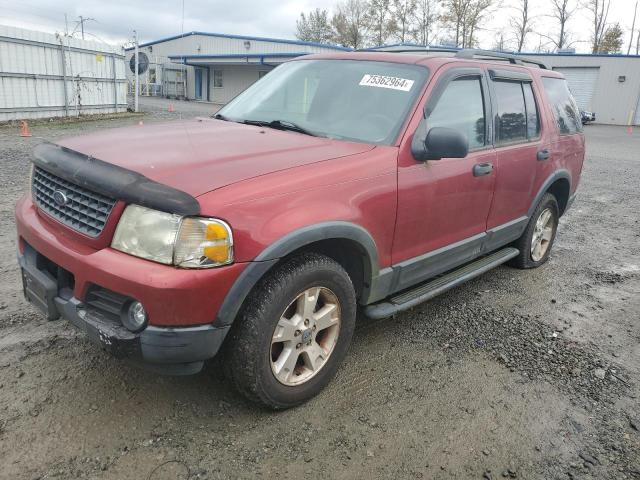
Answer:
xmin=455 ymin=49 xmax=548 ymax=69
xmin=368 ymin=47 xmax=547 ymax=69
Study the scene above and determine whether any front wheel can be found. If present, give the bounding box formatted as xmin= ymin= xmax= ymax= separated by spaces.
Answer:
xmin=223 ymin=253 xmax=356 ymax=409
xmin=510 ymin=193 xmax=559 ymax=269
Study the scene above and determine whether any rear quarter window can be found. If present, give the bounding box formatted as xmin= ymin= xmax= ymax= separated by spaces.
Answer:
xmin=542 ymin=77 xmax=583 ymax=135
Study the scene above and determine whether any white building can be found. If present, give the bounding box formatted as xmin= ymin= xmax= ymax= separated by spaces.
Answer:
xmin=125 ymin=31 xmax=348 ymax=104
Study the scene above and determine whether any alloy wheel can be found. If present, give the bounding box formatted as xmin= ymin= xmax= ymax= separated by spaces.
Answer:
xmin=530 ymin=208 xmax=555 ymax=262
xmin=270 ymin=287 xmax=341 ymax=386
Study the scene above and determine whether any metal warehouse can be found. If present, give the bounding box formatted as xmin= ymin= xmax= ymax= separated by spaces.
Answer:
xmin=125 ymin=32 xmax=348 ymax=105
xmin=372 ymin=44 xmax=640 ymax=126
xmin=0 ymin=25 xmax=127 ymax=121
xmin=522 ymin=53 xmax=640 ymax=126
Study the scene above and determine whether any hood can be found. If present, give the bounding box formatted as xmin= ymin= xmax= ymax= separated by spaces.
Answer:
xmin=56 ymin=118 xmax=375 ymax=197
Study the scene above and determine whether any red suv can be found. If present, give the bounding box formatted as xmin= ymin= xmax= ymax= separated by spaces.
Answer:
xmin=16 ymin=49 xmax=585 ymax=409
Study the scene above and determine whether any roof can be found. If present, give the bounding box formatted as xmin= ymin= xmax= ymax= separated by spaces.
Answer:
xmin=124 ymin=31 xmax=350 ymax=52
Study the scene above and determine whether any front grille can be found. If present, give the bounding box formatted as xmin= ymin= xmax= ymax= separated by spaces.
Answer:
xmin=32 ymin=166 xmax=116 ymax=237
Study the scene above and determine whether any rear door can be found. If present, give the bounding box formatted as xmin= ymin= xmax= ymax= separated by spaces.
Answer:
xmin=485 ymin=68 xmax=545 ymax=247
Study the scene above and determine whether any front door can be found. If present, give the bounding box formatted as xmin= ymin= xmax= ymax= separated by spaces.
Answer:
xmin=393 ymin=66 xmax=496 ymax=290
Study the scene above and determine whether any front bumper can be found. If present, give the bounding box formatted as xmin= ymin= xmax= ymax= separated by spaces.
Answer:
xmin=18 ymin=248 xmax=229 ymax=375
xmin=15 ymin=195 xmax=246 ymax=327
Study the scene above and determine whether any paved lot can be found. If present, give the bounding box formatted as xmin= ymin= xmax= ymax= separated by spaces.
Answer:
xmin=130 ymin=96 xmax=222 ymax=120
xmin=0 ymin=113 xmax=638 ymax=479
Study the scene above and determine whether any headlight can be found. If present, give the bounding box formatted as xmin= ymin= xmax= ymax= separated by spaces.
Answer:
xmin=111 ymin=205 xmax=233 ymax=268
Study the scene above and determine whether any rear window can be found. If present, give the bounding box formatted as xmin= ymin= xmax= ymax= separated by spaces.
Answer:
xmin=542 ymin=77 xmax=582 ymax=135
xmin=494 ymin=81 xmax=527 ymax=144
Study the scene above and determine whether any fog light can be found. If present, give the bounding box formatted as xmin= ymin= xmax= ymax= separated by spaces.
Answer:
xmin=122 ymin=301 xmax=148 ymax=332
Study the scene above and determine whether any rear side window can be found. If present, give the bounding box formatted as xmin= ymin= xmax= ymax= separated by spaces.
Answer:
xmin=542 ymin=77 xmax=582 ymax=135
xmin=494 ymin=81 xmax=527 ymax=144
xmin=428 ymin=77 xmax=486 ymax=149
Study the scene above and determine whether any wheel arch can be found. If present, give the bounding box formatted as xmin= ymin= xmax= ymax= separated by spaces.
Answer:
xmin=528 ymin=170 xmax=572 ymax=218
xmin=215 ymin=222 xmax=380 ymax=327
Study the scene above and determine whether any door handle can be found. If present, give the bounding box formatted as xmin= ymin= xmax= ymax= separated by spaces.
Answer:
xmin=473 ymin=162 xmax=494 ymax=177
xmin=537 ymin=149 xmax=551 ymax=161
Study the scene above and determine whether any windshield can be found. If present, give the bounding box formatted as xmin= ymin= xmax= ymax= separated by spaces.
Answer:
xmin=217 ymin=60 xmax=429 ymax=145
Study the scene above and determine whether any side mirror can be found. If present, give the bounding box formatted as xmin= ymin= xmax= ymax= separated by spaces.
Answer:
xmin=423 ymin=127 xmax=469 ymax=160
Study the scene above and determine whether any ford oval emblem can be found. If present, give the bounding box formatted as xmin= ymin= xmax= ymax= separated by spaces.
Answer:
xmin=52 ymin=189 xmax=69 ymax=207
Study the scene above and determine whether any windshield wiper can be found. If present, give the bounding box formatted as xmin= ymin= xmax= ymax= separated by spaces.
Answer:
xmin=242 ymin=119 xmax=318 ymax=137
xmin=213 ymin=113 xmax=230 ymax=121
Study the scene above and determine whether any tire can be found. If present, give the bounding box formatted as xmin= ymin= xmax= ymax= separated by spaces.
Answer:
xmin=509 ymin=193 xmax=560 ymax=269
xmin=222 ymin=253 xmax=357 ymax=409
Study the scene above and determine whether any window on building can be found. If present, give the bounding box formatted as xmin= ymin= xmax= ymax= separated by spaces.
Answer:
xmin=542 ymin=77 xmax=582 ymax=135
xmin=427 ymin=77 xmax=486 ymax=149
xmin=494 ymin=80 xmax=527 ymax=144
xmin=213 ymin=69 xmax=223 ymax=88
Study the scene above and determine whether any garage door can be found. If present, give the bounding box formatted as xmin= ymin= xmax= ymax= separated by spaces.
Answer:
xmin=553 ymin=67 xmax=600 ymax=111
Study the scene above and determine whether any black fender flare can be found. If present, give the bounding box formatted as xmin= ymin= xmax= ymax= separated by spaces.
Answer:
xmin=215 ymin=221 xmax=380 ymax=327
xmin=527 ymin=169 xmax=571 ymax=218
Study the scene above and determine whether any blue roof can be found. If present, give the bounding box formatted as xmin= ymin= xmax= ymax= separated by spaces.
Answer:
xmin=168 ymin=53 xmax=311 ymax=60
xmin=125 ymin=31 xmax=350 ymax=52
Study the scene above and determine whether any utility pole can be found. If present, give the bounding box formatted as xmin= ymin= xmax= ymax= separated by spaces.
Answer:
xmin=76 ymin=16 xmax=95 ymax=40
xmin=133 ymin=30 xmax=139 ymax=113
xmin=629 ymin=1 xmax=638 ymax=55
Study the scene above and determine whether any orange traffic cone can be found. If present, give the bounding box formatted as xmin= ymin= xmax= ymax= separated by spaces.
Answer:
xmin=19 ymin=121 xmax=32 ymax=137
xmin=168 ymin=103 xmax=175 ymax=113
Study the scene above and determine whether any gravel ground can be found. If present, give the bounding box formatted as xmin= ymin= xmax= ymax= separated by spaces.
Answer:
xmin=0 ymin=102 xmax=638 ymax=480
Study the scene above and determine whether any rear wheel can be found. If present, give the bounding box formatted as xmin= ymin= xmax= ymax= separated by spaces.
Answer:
xmin=223 ymin=253 xmax=356 ymax=409
xmin=510 ymin=193 xmax=559 ymax=269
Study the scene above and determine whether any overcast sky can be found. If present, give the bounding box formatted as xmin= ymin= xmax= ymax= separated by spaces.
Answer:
xmin=0 ymin=0 xmax=636 ymax=53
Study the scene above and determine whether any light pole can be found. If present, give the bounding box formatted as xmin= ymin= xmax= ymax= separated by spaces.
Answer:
xmin=133 ymin=30 xmax=139 ymax=113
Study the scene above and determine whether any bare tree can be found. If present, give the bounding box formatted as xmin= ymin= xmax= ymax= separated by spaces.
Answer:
xmin=440 ymin=0 xmax=469 ymax=47
xmin=412 ymin=0 xmax=439 ymax=45
xmin=628 ymin=1 xmax=638 ymax=55
xmin=392 ymin=0 xmax=418 ymax=43
xmin=368 ymin=0 xmax=395 ymax=46
xmin=510 ymin=0 xmax=533 ymax=52
xmin=493 ymin=30 xmax=507 ymax=51
xmin=464 ymin=0 xmax=494 ymax=48
xmin=585 ymin=0 xmax=611 ymax=53
xmin=440 ymin=0 xmax=494 ymax=48
xmin=332 ymin=0 xmax=371 ymax=49
xmin=548 ymin=0 xmax=576 ymax=50
xmin=296 ymin=9 xmax=334 ymax=44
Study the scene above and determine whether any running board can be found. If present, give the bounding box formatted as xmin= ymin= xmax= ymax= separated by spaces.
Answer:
xmin=364 ymin=247 xmax=519 ymax=320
